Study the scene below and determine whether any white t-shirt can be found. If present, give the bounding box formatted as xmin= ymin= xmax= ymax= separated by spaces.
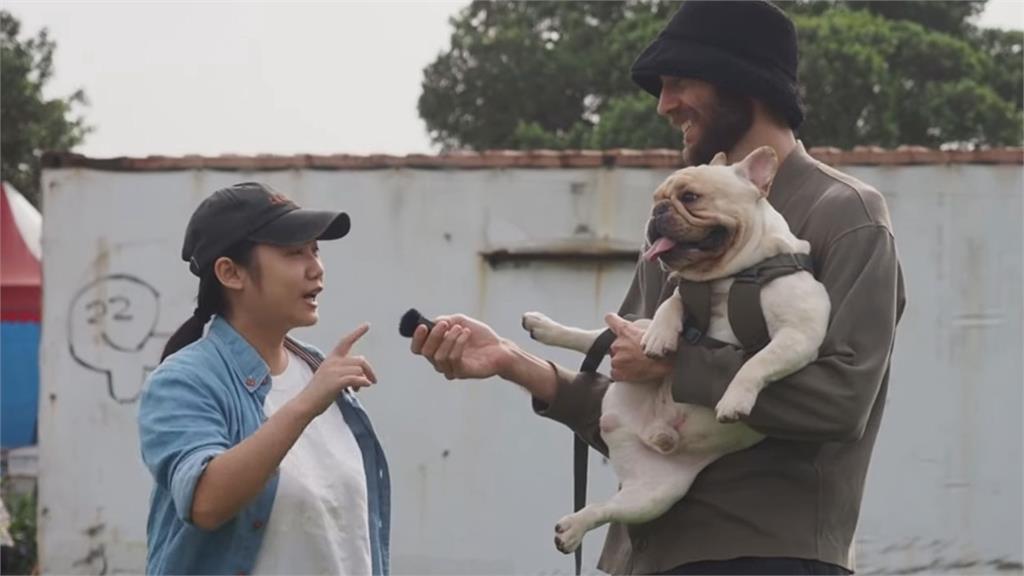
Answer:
xmin=252 ymin=350 xmax=371 ymax=575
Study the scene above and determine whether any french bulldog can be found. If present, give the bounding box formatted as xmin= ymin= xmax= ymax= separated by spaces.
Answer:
xmin=522 ymin=145 xmax=831 ymax=554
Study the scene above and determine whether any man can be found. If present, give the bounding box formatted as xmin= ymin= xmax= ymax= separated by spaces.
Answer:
xmin=410 ymin=1 xmax=905 ymax=574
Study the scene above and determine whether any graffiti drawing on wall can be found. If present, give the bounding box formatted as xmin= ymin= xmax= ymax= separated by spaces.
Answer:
xmin=68 ymin=275 xmax=170 ymax=404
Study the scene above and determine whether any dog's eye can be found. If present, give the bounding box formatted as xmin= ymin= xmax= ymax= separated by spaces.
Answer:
xmin=681 ymin=192 xmax=698 ymax=203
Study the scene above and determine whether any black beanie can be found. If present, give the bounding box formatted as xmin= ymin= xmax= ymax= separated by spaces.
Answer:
xmin=631 ymin=0 xmax=805 ymax=129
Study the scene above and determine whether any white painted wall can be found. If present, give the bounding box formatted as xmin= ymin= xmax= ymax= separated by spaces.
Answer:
xmin=38 ymin=163 xmax=1022 ymax=574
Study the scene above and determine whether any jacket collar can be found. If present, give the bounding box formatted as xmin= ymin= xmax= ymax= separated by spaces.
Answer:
xmin=208 ymin=316 xmax=271 ymax=394
xmin=207 ymin=316 xmax=328 ymax=394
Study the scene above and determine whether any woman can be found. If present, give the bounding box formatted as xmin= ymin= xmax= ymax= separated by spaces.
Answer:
xmin=138 ymin=182 xmax=389 ymax=575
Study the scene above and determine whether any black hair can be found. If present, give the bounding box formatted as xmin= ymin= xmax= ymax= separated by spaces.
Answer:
xmin=160 ymin=240 xmax=258 ymax=362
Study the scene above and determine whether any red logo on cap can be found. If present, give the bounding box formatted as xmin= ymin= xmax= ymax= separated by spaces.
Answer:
xmin=269 ymin=193 xmax=294 ymax=207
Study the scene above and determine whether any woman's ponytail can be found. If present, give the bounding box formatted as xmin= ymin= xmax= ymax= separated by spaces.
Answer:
xmin=160 ymin=273 xmax=221 ymax=362
xmin=159 ymin=239 xmax=256 ymax=363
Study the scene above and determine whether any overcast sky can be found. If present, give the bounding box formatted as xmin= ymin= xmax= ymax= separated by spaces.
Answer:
xmin=6 ymin=0 xmax=1023 ymax=158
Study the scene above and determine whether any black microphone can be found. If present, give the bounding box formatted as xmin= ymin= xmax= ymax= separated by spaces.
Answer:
xmin=399 ymin=308 xmax=436 ymax=338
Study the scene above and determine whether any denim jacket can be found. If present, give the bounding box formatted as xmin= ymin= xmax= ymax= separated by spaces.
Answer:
xmin=138 ymin=316 xmax=390 ymax=575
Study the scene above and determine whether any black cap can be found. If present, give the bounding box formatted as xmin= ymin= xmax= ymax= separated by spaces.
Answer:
xmin=630 ymin=0 xmax=804 ymax=129
xmin=182 ymin=182 xmax=350 ymax=276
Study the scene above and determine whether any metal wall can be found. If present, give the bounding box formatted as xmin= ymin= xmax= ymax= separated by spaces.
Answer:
xmin=38 ymin=163 xmax=1022 ymax=574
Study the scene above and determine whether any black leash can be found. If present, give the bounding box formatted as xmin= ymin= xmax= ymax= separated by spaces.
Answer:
xmin=573 ymin=328 xmax=616 ymax=575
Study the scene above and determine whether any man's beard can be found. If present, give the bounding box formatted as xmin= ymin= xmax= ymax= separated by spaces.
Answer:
xmin=683 ymin=89 xmax=754 ymax=167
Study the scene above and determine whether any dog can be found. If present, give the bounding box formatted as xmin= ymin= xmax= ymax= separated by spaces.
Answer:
xmin=522 ymin=146 xmax=831 ymax=554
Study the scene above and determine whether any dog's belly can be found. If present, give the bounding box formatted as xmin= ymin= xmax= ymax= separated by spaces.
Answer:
xmin=600 ymin=380 xmax=763 ymax=481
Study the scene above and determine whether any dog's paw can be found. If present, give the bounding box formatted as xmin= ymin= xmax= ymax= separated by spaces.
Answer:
xmin=554 ymin=513 xmax=587 ymax=554
xmin=715 ymin=388 xmax=758 ymax=423
xmin=640 ymin=323 xmax=679 ymax=358
xmin=522 ymin=311 xmax=558 ymax=343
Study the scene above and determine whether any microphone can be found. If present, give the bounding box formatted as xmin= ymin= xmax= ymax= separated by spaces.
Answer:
xmin=399 ymin=308 xmax=436 ymax=338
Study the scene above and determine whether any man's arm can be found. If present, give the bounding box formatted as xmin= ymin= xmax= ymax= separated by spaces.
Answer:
xmin=409 ymin=263 xmax=668 ymax=455
xmin=672 ymin=225 xmax=905 ymax=442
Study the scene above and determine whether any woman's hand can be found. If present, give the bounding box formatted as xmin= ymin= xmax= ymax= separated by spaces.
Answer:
xmin=295 ymin=324 xmax=377 ymax=419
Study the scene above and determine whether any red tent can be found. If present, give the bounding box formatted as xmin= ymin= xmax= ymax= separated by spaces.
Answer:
xmin=2 ymin=182 xmax=42 ymax=448
xmin=1 ymin=182 xmax=41 ymax=323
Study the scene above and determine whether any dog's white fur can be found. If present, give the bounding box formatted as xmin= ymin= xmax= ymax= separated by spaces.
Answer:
xmin=522 ymin=147 xmax=831 ymax=554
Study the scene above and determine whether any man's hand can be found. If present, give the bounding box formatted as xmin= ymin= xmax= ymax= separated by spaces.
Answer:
xmin=605 ymin=313 xmax=673 ymax=382
xmin=410 ymin=314 xmax=513 ymax=380
xmin=295 ymin=324 xmax=377 ymax=419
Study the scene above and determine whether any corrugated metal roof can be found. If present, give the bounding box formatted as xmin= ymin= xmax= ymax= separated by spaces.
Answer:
xmin=41 ymin=146 xmax=1023 ymax=171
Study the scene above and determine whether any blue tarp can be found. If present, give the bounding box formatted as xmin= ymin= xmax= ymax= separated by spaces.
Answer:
xmin=1 ymin=321 xmax=39 ymax=448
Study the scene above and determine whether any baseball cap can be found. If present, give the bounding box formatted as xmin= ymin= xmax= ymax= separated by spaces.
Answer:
xmin=181 ymin=182 xmax=350 ymax=276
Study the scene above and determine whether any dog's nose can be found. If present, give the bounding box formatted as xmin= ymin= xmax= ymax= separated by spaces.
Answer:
xmin=653 ymin=202 xmax=671 ymax=217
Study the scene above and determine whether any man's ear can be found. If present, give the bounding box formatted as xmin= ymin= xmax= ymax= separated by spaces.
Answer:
xmin=733 ymin=146 xmax=778 ymax=197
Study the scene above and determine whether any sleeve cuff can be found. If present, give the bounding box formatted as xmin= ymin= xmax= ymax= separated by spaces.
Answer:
xmin=171 ymin=446 xmax=225 ymax=525
xmin=532 ymin=361 xmax=608 ymax=451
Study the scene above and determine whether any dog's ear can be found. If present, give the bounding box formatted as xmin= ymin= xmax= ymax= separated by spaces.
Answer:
xmin=733 ymin=146 xmax=778 ymax=197
xmin=710 ymin=152 xmax=728 ymax=166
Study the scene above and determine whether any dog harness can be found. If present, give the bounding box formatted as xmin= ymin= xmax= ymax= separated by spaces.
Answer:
xmin=677 ymin=252 xmax=816 ymax=351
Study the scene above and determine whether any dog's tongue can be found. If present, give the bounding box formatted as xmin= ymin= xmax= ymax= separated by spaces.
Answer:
xmin=643 ymin=237 xmax=677 ymax=262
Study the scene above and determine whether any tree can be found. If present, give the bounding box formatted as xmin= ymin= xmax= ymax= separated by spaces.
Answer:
xmin=418 ymin=1 xmax=678 ymax=151
xmin=973 ymin=27 xmax=1024 ymax=111
xmin=1 ymin=10 xmax=90 ymax=207
xmin=419 ymin=0 xmax=1022 ymax=150
xmin=795 ymin=8 xmax=1022 ymax=148
xmin=781 ymin=0 xmax=988 ymax=36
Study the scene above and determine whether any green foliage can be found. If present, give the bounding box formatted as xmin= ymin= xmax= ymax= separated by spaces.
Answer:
xmin=795 ymin=8 xmax=1022 ymax=148
xmin=419 ymin=0 xmax=1022 ymax=150
xmin=972 ymin=27 xmax=1024 ymax=110
xmin=781 ymin=0 xmax=988 ymax=35
xmin=1 ymin=10 xmax=90 ymax=207
xmin=418 ymin=1 xmax=679 ymax=150
xmin=1 ymin=488 xmax=37 ymax=575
